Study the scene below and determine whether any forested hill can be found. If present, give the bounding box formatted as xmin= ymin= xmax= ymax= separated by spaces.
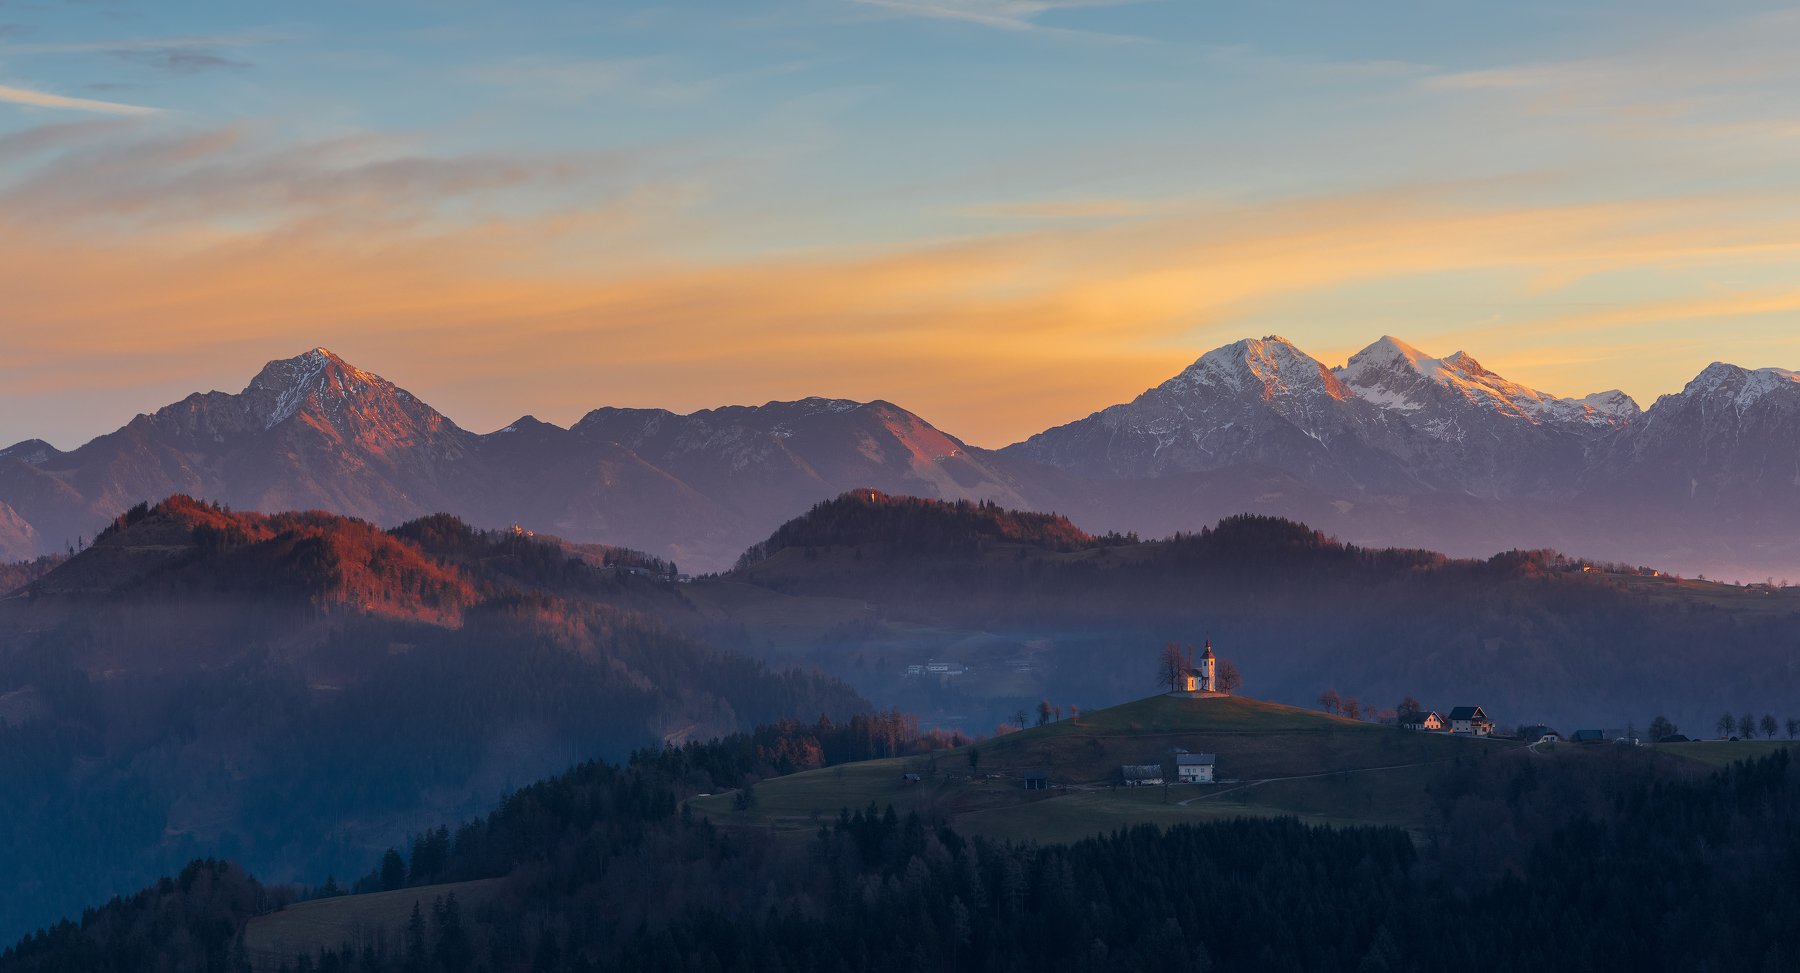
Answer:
xmin=723 ymin=495 xmax=1800 ymax=737
xmin=0 ymin=496 xmax=865 ymax=945
xmin=6 ymin=720 xmax=1799 ymax=972
xmin=734 ymin=489 xmax=1113 ymax=569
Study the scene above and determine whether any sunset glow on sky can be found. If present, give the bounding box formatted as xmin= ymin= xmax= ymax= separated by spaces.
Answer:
xmin=4 ymin=1 xmax=1800 ymax=448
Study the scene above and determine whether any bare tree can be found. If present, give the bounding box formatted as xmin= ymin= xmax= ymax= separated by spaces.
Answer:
xmin=1012 ymin=708 xmax=1028 ymax=730
xmin=1718 ymin=713 xmax=1737 ymax=738
xmin=1787 ymin=717 xmax=1799 ymax=741
xmin=1216 ymin=658 xmax=1243 ymax=694
xmin=1342 ymin=697 xmax=1362 ymax=721
xmin=1316 ymin=689 xmax=1341 ymax=714
xmin=1740 ymin=711 xmax=1758 ymax=739
xmin=1760 ymin=714 xmax=1779 ymax=740
xmin=1156 ymin=642 xmax=1189 ymax=693
xmin=1396 ymin=696 xmax=1422 ymax=721
xmin=1037 ymin=699 xmax=1053 ymax=727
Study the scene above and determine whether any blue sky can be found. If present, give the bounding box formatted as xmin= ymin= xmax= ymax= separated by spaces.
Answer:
xmin=3 ymin=0 xmax=1800 ymax=447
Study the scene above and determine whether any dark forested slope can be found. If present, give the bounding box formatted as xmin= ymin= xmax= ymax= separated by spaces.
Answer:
xmin=0 ymin=497 xmax=863 ymax=944
xmin=6 ymin=717 xmax=1798 ymax=973
xmin=722 ymin=491 xmax=1800 ymax=735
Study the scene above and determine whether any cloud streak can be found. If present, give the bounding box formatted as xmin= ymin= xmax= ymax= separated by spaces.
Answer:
xmin=4 ymin=119 xmax=1800 ymax=451
xmin=0 ymin=83 xmax=161 ymax=115
xmin=846 ymin=0 xmax=1153 ymax=35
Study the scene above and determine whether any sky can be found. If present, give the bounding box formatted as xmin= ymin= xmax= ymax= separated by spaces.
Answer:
xmin=3 ymin=0 xmax=1800 ymax=449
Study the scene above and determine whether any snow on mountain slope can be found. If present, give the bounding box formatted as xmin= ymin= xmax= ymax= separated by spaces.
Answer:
xmin=1004 ymin=336 xmax=1427 ymax=490
xmin=1334 ymin=336 xmax=1639 ymax=432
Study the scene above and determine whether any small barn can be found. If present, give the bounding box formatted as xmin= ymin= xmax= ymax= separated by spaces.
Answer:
xmin=1022 ymin=769 xmax=1048 ymax=790
xmin=1175 ymin=752 xmax=1216 ymax=783
xmin=1121 ymin=764 xmax=1164 ymax=787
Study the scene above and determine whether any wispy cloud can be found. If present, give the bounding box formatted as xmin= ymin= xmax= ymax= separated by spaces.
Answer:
xmin=110 ymin=47 xmax=250 ymax=74
xmin=846 ymin=0 xmax=1154 ymax=36
xmin=0 ymin=82 xmax=160 ymax=115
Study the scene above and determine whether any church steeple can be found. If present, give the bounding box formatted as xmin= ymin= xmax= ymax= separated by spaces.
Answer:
xmin=1200 ymin=639 xmax=1216 ymax=692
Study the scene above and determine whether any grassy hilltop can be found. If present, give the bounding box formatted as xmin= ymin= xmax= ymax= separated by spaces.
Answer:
xmin=693 ymin=693 xmax=1522 ymax=842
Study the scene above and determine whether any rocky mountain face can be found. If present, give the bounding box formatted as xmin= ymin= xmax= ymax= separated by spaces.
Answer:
xmin=1006 ymin=336 xmax=1428 ymax=492
xmin=1590 ymin=362 xmax=1800 ymax=508
xmin=1000 ymin=334 xmax=1800 ymax=578
xmin=0 ymin=350 xmax=1037 ymax=572
xmin=1008 ymin=334 xmax=1642 ymax=500
xmin=1 ymin=338 xmax=1796 ymax=578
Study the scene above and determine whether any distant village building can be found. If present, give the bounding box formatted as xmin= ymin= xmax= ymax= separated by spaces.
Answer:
xmin=901 ymin=772 xmax=922 ymax=784
xmin=1403 ymin=711 xmax=1446 ymax=732
xmin=1121 ymin=764 xmax=1164 ymax=787
xmin=1022 ymin=769 xmax=1048 ymax=790
xmin=1447 ymin=706 xmax=1495 ymax=736
xmin=1518 ymin=724 xmax=1561 ymax=744
xmin=1571 ymin=728 xmax=1629 ymax=745
xmin=1175 ymin=753 xmax=1216 ymax=783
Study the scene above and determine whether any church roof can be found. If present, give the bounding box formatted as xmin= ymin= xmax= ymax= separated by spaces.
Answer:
xmin=1201 ymin=643 xmax=1215 ymax=659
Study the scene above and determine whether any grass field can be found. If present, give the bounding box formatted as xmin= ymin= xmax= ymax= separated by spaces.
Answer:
xmin=1652 ymin=739 xmax=1797 ymax=768
xmin=692 ymin=694 xmax=1525 ymax=841
xmin=241 ymin=878 xmax=506 ymax=972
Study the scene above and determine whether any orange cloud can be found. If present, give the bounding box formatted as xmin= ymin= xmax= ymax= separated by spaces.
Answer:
xmin=5 ymin=121 xmax=1800 ymax=449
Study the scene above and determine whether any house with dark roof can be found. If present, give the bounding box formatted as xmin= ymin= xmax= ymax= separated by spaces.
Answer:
xmin=1447 ymin=706 xmax=1495 ymax=736
xmin=1517 ymin=724 xmax=1561 ymax=744
xmin=1175 ymin=752 xmax=1216 ymax=783
xmin=1571 ymin=728 xmax=1628 ymax=744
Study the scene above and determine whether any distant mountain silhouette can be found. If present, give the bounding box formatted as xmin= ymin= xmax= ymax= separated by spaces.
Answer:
xmin=3 ymin=338 xmax=1799 ymax=578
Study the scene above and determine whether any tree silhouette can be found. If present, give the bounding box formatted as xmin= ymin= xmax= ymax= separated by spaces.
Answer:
xmin=1216 ymin=658 xmax=1243 ymax=694
xmin=1317 ymin=689 xmax=1342 ymax=714
xmin=1648 ymin=715 xmax=1676 ymax=741
xmin=1157 ymin=642 xmax=1188 ymax=692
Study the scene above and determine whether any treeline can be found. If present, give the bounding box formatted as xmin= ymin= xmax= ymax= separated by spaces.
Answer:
xmin=391 ymin=515 xmax=677 ymax=592
xmin=66 ymin=496 xmax=475 ymax=623
xmin=0 ymin=498 xmax=867 ymax=942
xmin=10 ymin=727 xmax=1800 ymax=972
xmin=735 ymin=490 xmax=1127 ymax=569
xmin=728 ymin=499 xmax=1800 ymax=733
xmin=0 ymin=554 xmax=65 ymax=596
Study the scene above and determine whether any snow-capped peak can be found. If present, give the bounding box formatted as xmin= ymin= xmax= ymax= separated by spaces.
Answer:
xmin=1334 ymin=336 xmax=1637 ymax=428
xmin=1683 ymin=362 xmax=1800 ymax=411
xmin=243 ymin=348 xmax=388 ymax=429
xmin=1170 ymin=335 xmax=1348 ymax=401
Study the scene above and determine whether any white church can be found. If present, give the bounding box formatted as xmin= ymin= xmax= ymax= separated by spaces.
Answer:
xmin=1176 ymin=642 xmax=1228 ymax=696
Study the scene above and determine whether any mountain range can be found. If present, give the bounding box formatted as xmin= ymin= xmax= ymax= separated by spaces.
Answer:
xmin=3 ymin=336 xmax=1798 ymax=577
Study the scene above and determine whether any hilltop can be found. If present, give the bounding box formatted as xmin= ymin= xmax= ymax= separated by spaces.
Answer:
xmin=14 ymin=695 xmax=1796 ymax=973
xmin=709 ymin=491 xmax=1800 ymax=737
xmin=692 ymin=693 xmax=1525 ymax=842
xmin=0 ymin=496 xmax=864 ymax=944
